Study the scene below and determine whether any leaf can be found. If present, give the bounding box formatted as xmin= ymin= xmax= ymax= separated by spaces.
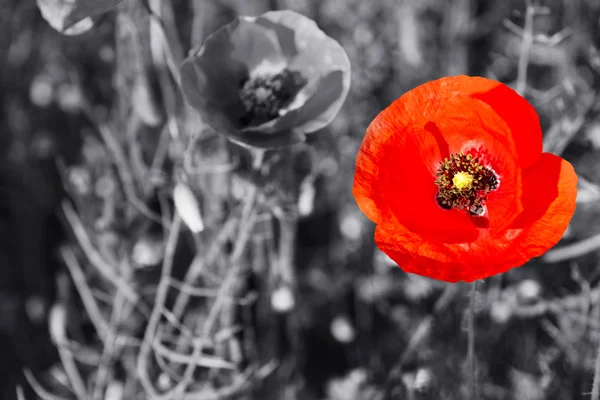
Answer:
xmin=37 ymin=0 xmax=124 ymax=34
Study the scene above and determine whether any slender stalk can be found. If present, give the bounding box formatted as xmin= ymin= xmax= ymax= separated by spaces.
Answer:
xmin=516 ymin=0 xmax=534 ymax=96
xmin=592 ymin=336 xmax=600 ymax=400
xmin=467 ymin=280 xmax=478 ymax=400
xmin=277 ymin=215 xmax=297 ymax=287
xmin=23 ymin=369 xmax=67 ymax=400
xmin=137 ymin=213 xmax=182 ymax=398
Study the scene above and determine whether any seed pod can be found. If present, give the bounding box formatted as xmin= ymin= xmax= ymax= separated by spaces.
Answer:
xmin=173 ymin=183 xmax=204 ymax=233
xmin=49 ymin=303 xmax=67 ymax=344
xmin=298 ymin=176 xmax=316 ymax=217
xmin=132 ymin=75 xmax=163 ymax=127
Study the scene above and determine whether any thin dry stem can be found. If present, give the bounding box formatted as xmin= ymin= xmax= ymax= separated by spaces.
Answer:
xmin=137 ymin=213 xmax=182 ymax=399
xmin=15 ymin=386 xmax=25 ymax=400
xmin=400 ymin=283 xmax=461 ymax=363
xmin=592 ymin=335 xmax=600 ymax=400
xmin=50 ymin=304 xmax=89 ymax=400
xmin=544 ymin=232 xmax=600 ymax=263
xmin=467 ymin=280 xmax=478 ymax=400
xmin=80 ymin=100 xmax=164 ymax=225
xmin=23 ymin=369 xmax=68 ymax=400
xmin=153 ymin=338 xmax=236 ymax=370
xmin=170 ymin=216 xmax=239 ymax=324
xmin=143 ymin=0 xmax=183 ymax=84
xmin=92 ymin=291 xmax=127 ymax=400
xmin=170 ymin=203 xmax=260 ymax=396
xmin=516 ymin=0 xmax=534 ymax=95
xmin=277 ymin=215 xmax=297 ymax=287
xmin=62 ymin=201 xmax=146 ymax=313
xmin=60 ymin=246 xmax=109 ymax=339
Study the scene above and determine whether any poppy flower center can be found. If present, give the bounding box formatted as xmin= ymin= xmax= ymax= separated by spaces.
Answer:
xmin=452 ymin=171 xmax=474 ymax=191
xmin=435 ymin=152 xmax=499 ymax=215
xmin=239 ymin=69 xmax=306 ymax=125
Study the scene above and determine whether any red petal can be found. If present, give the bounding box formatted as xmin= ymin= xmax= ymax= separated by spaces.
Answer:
xmin=504 ymin=153 xmax=578 ymax=263
xmin=433 ymin=94 xmax=523 ymax=233
xmin=373 ymin=154 xmax=577 ymax=282
xmin=470 ymin=83 xmax=542 ymax=168
xmin=436 ymin=75 xmax=543 ymax=168
xmin=354 ymin=121 xmax=479 ymax=243
xmin=354 ymin=75 xmax=539 ymax=223
xmin=375 ymin=224 xmax=500 ymax=282
xmin=353 ymin=78 xmax=457 ymax=224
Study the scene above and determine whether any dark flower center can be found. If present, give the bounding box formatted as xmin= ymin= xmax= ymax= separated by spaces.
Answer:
xmin=435 ymin=152 xmax=499 ymax=216
xmin=239 ymin=69 xmax=306 ymax=125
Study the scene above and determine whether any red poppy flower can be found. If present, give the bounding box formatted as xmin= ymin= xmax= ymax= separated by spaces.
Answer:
xmin=353 ymin=75 xmax=578 ymax=282
xmin=180 ymin=10 xmax=351 ymax=149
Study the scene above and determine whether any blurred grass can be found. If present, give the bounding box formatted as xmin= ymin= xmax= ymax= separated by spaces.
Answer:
xmin=2 ymin=0 xmax=600 ymax=399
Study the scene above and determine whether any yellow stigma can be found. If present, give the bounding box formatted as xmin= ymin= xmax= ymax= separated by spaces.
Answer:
xmin=452 ymin=172 xmax=474 ymax=191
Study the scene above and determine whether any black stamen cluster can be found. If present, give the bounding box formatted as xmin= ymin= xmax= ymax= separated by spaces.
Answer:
xmin=239 ymin=69 xmax=304 ymax=124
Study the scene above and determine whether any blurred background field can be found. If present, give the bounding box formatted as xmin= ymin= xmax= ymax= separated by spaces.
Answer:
xmin=2 ymin=0 xmax=600 ymax=399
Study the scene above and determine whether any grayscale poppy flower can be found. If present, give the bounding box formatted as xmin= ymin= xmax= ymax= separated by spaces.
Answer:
xmin=180 ymin=10 xmax=351 ymax=149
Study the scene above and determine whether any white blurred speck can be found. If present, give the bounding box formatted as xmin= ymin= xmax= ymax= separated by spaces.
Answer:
xmin=330 ymin=315 xmax=356 ymax=343
xmin=340 ymin=213 xmax=363 ymax=241
xmin=250 ymin=59 xmax=287 ymax=79
xmin=413 ymin=368 xmax=433 ymax=392
xmin=320 ymin=157 xmax=339 ymax=177
xmin=403 ymin=275 xmax=435 ymax=302
xmin=132 ymin=236 xmax=164 ymax=268
xmin=396 ymin=4 xmax=423 ymax=67
xmin=104 ymin=382 xmax=124 ymax=400
xmin=157 ymin=373 xmax=171 ymax=391
xmin=69 ymin=167 xmax=91 ymax=196
xmin=49 ymin=304 xmax=67 ymax=343
xmin=30 ymin=132 xmax=55 ymax=159
xmin=517 ymin=279 xmax=541 ymax=303
xmin=298 ymin=178 xmax=316 ymax=217
xmin=374 ymin=250 xmax=396 ymax=274
xmin=26 ymin=295 xmax=46 ymax=324
xmin=353 ymin=23 xmax=375 ymax=47
xmin=30 ymin=76 xmax=54 ymax=107
xmin=99 ymin=45 xmax=115 ymax=63
xmin=57 ymin=84 xmax=83 ymax=113
xmin=63 ymin=17 xmax=94 ymax=36
xmin=271 ymin=285 xmax=295 ymax=313
xmin=95 ymin=175 xmax=117 ymax=198
xmin=490 ymin=301 xmax=512 ymax=324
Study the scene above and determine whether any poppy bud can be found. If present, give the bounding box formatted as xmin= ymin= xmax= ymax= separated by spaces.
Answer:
xmin=173 ymin=183 xmax=205 ymax=234
xmin=49 ymin=303 xmax=67 ymax=344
